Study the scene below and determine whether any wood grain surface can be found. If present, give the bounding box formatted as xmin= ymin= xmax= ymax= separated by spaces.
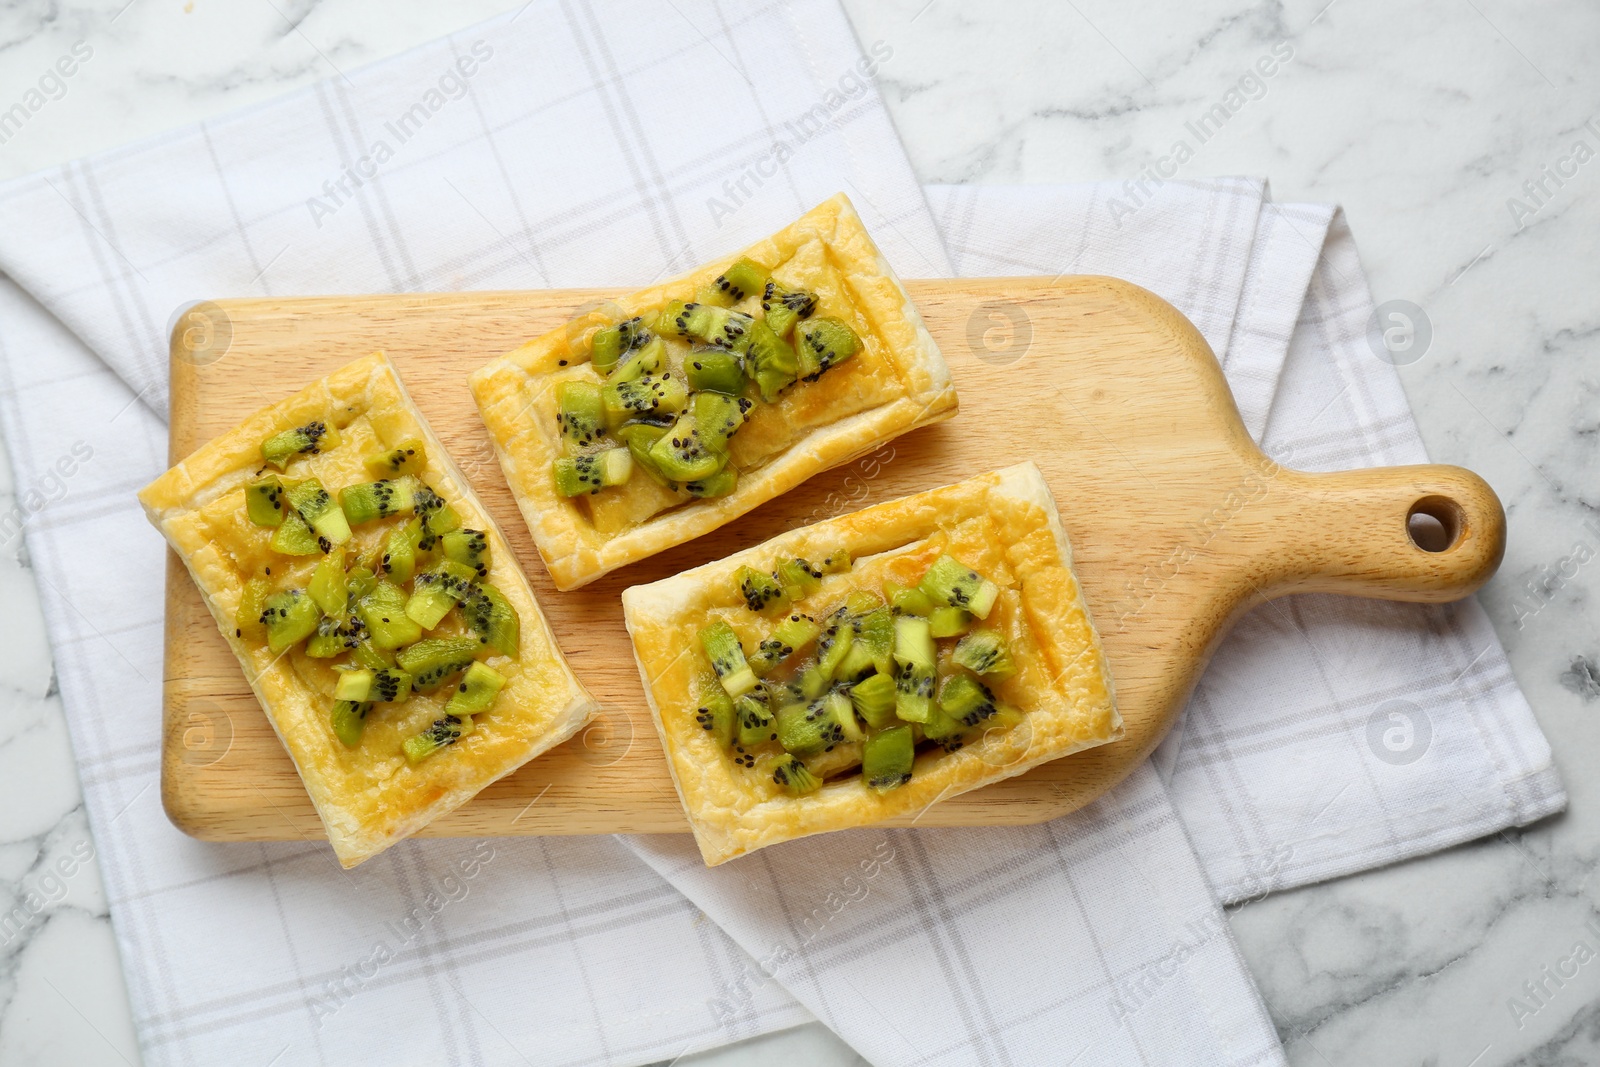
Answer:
xmin=160 ymin=277 xmax=1506 ymax=843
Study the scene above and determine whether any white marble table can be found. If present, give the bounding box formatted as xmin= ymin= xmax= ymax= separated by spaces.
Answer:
xmin=1 ymin=1 xmax=1594 ymax=1064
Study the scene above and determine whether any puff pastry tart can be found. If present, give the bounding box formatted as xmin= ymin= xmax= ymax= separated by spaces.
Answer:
xmin=139 ymin=353 xmax=596 ymax=867
xmin=470 ymin=193 xmax=957 ymax=590
xmin=622 ymin=462 xmax=1122 ymax=865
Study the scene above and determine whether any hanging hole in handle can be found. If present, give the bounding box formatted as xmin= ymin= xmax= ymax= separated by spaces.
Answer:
xmin=1407 ymin=496 xmax=1462 ymax=553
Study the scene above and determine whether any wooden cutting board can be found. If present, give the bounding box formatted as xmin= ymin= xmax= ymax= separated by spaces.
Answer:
xmin=160 ymin=277 xmax=1505 ymax=843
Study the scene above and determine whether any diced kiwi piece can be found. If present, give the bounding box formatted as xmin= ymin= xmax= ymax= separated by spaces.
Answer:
xmin=308 ymin=550 xmax=348 ymax=616
xmin=355 ymin=580 xmax=423 ymax=649
xmin=370 ymin=667 xmax=412 ymax=703
xmin=672 ymin=302 xmax=753 ymax=350
xmin=459 ymin=580 xmax=520 ymax=657
xmin=704 ymin=258 xmax=769 ymax=306
xmin=815 ymin=611 xmax=855 ymax=682
xmin=440 ymin=528 xmax=489 ymax=578
xmin=695 ymin=685 xmax=737 ymax=748
xmin=616 ymin=422 xmax=675 ymax=488
xmin=649 ymin=415 xmax=724 ymax=482
xmin=350 ymin=639 xmax=394 ymax=671
xmin=837 ymin=607 xmax=893 ymax=682
xmin=554 ymin=447 xmax=633 ymax=497
xmin=922 ymin=699 xmax=967 ymax=746
xmin=863 ymin=725 xmax=914 ymax=792
xmin=261 ymin=589 xmax=321 ymax=654
xmin=269 ymin=510 xmax=322 ymax=556
xmin=939 ymin=673 xmax=999 ymax=727
xmin=736 ymin=565 xmax=789 ymax=616
xmin=306 ymin=614 xmax=364 ymax=658
xmin=952 ymin=630 xmax=1015 ymax=679
xmin=685 ymin=351 xmax=747 ymax=395
xmin=557 ymin=381 xmax=606 ymax=449
xmin=700 ymin=619 xmax=757 ymax=698
xmin=609 ymin=335 xmax=667 ymax=383
xmin=591 ymin=316 xmax=651 ymax=373
xmin=801 ymin=741 xmax=863 ymax=780
xmin=339 ymin=478 xmax=417 ymax=525
xmin=928 ymin=606 xmax=974 ymax=638
xmin=411 ymin=482 xmax=462 ymax=543
xmin=919 ymin=554 xmax=1000 ymax=619
xmin=685 ymin=467 xmax=737 ymax=498
xmin=796 ymin=317 xmax=861 ymax=380
xmin=749 ymin=612 xmax=821 ymax=674
xmin=885 ymin=579 xmax=935 ymax=616
xmin=776 ymin=700 xmax=845 ymax=757
xmin=601 ymin=373 xmax=688 ymax=429
xmin=261 ymin=420 xmax=338 ymax=470
xmin=445 ymin=661 xmax=506 ymax=717
xmin=381 ymin=518 xmax=425 ymax=585
xmin=405 ymin=560 xmax=477 ymax=630
xmin=798 ymin=664 xmax=830 ymax=701
xmin=330 ymin=700 xmax=371 ymax=747
xmin=237 ymin=577 xmax=271 ymax=641
xmin=335 ymin=668 xmax=373 ymax=702
xmin=893 ymin=615 xmax=936 ymax=671
xmin=761 ymin=280 xmax=817 ymax=339
xmin=346 ymin=564 xmax=378 ymax=601
xmin=819 ymin=550 xmax=851 ymax=574
xmin=736 ymin=690 xmax=776 ymax=748
xmin=894 ymin=664 xmax=936 ymax=723
xmin=771 ymin=754 xmax=821 ymax=796
xmin=282 ymin=478 xmax=351 ymax=547
xmin=745 ymin=318 xmax=797 ymax=402
xmin=245 ymin=475 xmax=286 ymax=527
xmin=364 ymin=438 xmax=426 ymax=477
xmin=823 ymin=689 xmax=864 ymax=743
xmin=775 ymin=558 xmax=822 ymax=601
xmin=403 ymin=714 xmax=474 ymax=764
xmin=693 ymin=391 xmax=750 ymax=452
xmin=849 ymin=672 xmax=898 ymax=729
xmin=397 ymin=635 xmax=481 ymax=692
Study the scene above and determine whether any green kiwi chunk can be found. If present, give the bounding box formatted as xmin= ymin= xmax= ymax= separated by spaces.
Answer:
xmin=339 ymin=478 xmax=417 ymax=525
xmin=796 ymin=318 xmax=861 ymax=380
xmin=308 ymin=551 xmax=348 ymax=616
xmin=775 ymin=558 xmax=822 ymax=601
xmin=609 ymin=335 xmax=667 ymax=382
xmin=775 ymin=700 xmax=845 ymax=757
xmin=863 ymin=725 xmax=914 ymax=792
xmin=736 ymin=565 xmax=789 ymax=616
xmin=282 ymin=478 xmax=352 ymax=547
xmin=445 ymin=661 xmax=506 ymax=717
xmin=397 ymin=635 xmax=481 ymax=692
xmin=761 ymin=280 xmax=817 ymax=339
xmin=364 ymin=437 xmax=426 ymax=477
xmin=892 ymin=614 xmax=936 ymax=671
xmin=736 ymin=690 xmax=776 ymax=749
xmin=557 ymin=381 xmax=606 ymax=449
xmin=745 ymin=318 xmax=797 ymax=402
xmin=938 ymin=673 xmax=999 ymax=727
xmin=700 ymin=620 xmax=757 ymax=698
xmin=591 ymin=316 xmax=652 ymax=373
xmin=269 ymin=510 xmax=322 ymax=556
xmin=836 ymin=606 xmax=893 ymax=682
xmin=334 ymin=669 xmax=373 ymax=702
xmin=381 ymin=518 xmax=425 ymax=585
xmin=616 ymin=422 xmax=675 ymax=487
xmin=819 ymin=550 xmax=852 ymax=574
xmin=370 ymin=667 xmax=412 ymax=703
xmin=849 ymin=672 xmax=898 ymax=729
xmin=246 ymin=476 xmax=286 ymax=527
xmin=771 ymin=754 xmax=821 ymax=795
xmin=403 ymin=714 xmax=474 ymax=764
xmin=928 ymin=606 xmax=974 ymax=638
xmin=237 ymin=577 xmax=271 ymax=641
xmin=685 ymin=351 xmax=747 ymax=395
xmin=306 ymin=613 xmax=364 ymax=658
xmin=459 ymin=580 xmax=520 ymax=657
xmin=440 ymin=528 xmax=489 ymax=578
xmin=749 ymin=613 xmax=820 ymax=675
xmin=884 ymin=579 xmax=935 ymax=616
xmin=331 ymin=700 xmax=371 ymax=747
xmin=354 ymin=580 xmax=423 ymax=649
xmin=261 ymin=420 xmax=338 ymax=470
xmin=892 ymin=615 xmax=937 ymax=723
xmin=661 ymin=301 xmax=753 ymax=350
xmin=815 ymin=610 xmax=855 ymax=682
xmin=705 ymin=258 xmax=769 ymax=306
xmin=411 ymin=482 xmax=462 ymax=544
xmin=918 ymin=554 xmax=1000 ymax=619
xmin=349 ymin=639 xmax=394 ymax=671
xmin=695 ymin=685 xmax=737 ymax=748
xmin=822 ymin=689 xmax=864 ymax=743
xmin=692 ymin=391 xmax=750 ymax=452
xmin=951 ymin=629 xmax=1015 ymax=679
xmin=685 ymin=467 xmax=737 ymax=498
xmin=405 ymin=560 xmax=477 ymax=630
xmin=798 ymin=664 xmax=831 ymax=701
xmin=894 ymin=665 xmax=936 ymax=724
xmin=261 ymin=590 xmax=321 ymax=654
xmin=649 ymin=415 xmax=724 ymax=482
xmin=554 ymin=448 xmax=633 ymax=497
xmin=601 ymin=373 xmax=687 ymax=429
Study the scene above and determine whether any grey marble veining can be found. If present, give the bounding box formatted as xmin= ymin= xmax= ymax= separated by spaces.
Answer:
xmin=0 ymin=0 xmax=1596 ymax=1064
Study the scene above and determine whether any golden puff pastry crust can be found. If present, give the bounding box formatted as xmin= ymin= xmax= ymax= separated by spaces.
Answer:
xmin=139 ymin=353 xmax=597 ymax=867
xmin=469 ymin=193 xmax=957 ymax=590
xmin=621 ymin=461 xmax=1122 ymax=866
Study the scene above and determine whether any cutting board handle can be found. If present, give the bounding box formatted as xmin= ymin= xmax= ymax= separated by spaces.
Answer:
xmin=1264 ymin=463 xmax=1506 ymax=603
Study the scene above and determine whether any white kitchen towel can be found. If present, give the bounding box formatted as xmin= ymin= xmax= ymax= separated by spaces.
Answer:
xmin=0 ymin=5 xmax=1563 ymax=1067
